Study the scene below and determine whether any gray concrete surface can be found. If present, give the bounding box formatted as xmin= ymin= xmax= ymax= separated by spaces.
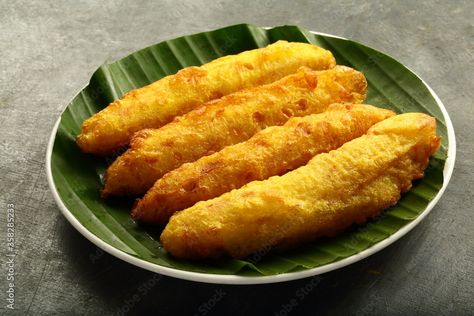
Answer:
xmin=0 ymin=0 xmax=473 ymax=315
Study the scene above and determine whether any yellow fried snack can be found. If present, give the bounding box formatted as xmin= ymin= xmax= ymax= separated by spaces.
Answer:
xmin=161 ymin=113 xmax=441 ymax=259
xmin=76 ymin=41 xmax=336 ymax=155
xmin=133 ymin=103 xmax=394 ymax=224
xmin=102 ymin=66 xmax=367 ymax=197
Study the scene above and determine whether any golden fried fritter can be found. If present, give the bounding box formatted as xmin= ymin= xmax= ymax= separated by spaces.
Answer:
xmin=133 ymin=103 xmax=394 ymax=224
xmin=76 ymin=41 xmax=336 ymax=155
xmin=160 ymin=113 xmax=441 ymax=259
xmin=102 ymin=66 xmax=367 ymax=197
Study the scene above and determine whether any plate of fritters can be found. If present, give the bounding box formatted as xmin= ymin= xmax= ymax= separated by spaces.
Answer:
xmin=47 ymin=24 xmax=455 ymax=284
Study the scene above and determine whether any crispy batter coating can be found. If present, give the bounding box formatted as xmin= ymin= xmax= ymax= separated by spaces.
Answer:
xmin=76 ymin=41 xmax=336 ymax=155
xmin=102 ymin=66 xmax=367 ymax=197
xmin=133 ymin=104 xmax=394 ymax=224
xmin=160 ymin=113 xmax=441 ymax=259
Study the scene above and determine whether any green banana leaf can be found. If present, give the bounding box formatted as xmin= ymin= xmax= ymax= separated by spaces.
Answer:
xmin=50 ymin=24 xmax=448 ymax=276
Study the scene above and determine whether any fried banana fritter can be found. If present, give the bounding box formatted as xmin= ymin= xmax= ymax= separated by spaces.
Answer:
xmin=76 ymin=41 xmax=336 ymax=155
xmin=160 ymin=113 xmax=441 ymax=259
xmin=133 ymin=103 xmax=394 ymax=224
xmin=102 ymin=66 xmax=367 ymax=197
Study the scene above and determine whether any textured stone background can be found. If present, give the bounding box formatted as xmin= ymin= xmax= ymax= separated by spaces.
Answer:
xmin=0 ymin=0 xmax=473 ymax=315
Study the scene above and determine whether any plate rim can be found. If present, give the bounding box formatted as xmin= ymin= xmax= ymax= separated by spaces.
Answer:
xmin=45 ymin=29 xmax=456 ymax=285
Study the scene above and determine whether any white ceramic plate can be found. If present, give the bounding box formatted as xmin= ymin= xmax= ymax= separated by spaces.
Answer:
xmin=46 ymin=28 xmax=456 ymax=284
